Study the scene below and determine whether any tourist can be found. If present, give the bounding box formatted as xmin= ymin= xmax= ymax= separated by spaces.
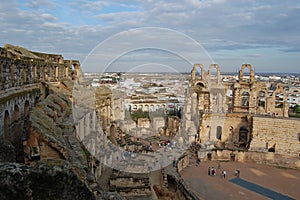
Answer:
xmin=212 ymin=167 xmax=216 ymax=176
xmin=235 ymin=169 xmax=240 ymax=177
xmin=196 ymin=158 xmax=200 ymax=166
xmin=208 ymin=167 xmax=211 ymax=176
xmin=223 ymin=170 xmax=226 ymax=178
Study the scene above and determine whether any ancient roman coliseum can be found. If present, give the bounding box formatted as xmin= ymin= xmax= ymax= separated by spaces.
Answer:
xmin=0 ymin=44 xmax=299 ymax=199
xmin=183 ymin=64 xmax=300 ymax=168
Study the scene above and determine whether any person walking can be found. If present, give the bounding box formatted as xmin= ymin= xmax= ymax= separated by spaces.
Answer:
xmin=208 ymin=167 xmax=211 ymax=176
xmin=223 ymin=170 xmax=226 ymax=179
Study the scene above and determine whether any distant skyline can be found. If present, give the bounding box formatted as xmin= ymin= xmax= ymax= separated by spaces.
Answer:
xmin=1 ymin=0 xmax=299 ymax=73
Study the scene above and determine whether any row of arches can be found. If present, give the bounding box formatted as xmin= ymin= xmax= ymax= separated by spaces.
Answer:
xmin=0 ymin=58 xmax=79 ymax=90
xmin=128 ymin=104 xmax=167 ymax=112
xmin=2 ymin=94 xmax=40 ymax=163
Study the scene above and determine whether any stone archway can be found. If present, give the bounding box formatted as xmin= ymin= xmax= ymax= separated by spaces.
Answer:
xmin=239 ymin=126 xmax=248 ymax=147
xmin=4 ymin=110 xmax=10 ymax=141
xmin=13 ymin=104 xmax=23 ymax=163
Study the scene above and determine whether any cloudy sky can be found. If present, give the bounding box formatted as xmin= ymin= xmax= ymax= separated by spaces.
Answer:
xmin=1 ymin=0 xmax=299 ymax=73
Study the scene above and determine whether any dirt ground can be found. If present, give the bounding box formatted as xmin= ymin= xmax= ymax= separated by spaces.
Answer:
xmin=180 ymin=159 xmax=300 ymax=200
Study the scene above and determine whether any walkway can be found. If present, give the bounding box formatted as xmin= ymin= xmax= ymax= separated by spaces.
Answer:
xmin=229 ymin=178 xmax=295 ymax=200
xmin=180 ymin=160 xmax=300 ymax=200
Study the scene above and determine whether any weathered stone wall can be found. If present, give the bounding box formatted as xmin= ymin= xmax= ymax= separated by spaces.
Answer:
xmin=250 ymin=116 xmax=300 ymax=157
xmin=237 ymin=151 xmax=300 ymax=170
xmin=0 ymin=44 xmax=80 ymax=162
xmin=0 ymin=160 xmax=96 ymax=200
xmin=199 ymin=113 xmax=250 ymax=144
xmin=177 ymin=153 xmax=189 ymax=173
xmin=109 ymin=170 xmax=152 ymax=199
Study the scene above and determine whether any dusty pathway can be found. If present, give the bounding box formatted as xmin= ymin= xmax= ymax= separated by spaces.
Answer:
xmin=180 ymin=160 xmax=300 ymax=200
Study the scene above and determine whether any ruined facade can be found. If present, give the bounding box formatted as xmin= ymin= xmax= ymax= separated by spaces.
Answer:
xmin=0 ymin=44 xmax=125 ymax=199
xmin=184 ymin=63 xmax=300 ymax=169
xmin=0 ymin=44 xmax=80 ymax=163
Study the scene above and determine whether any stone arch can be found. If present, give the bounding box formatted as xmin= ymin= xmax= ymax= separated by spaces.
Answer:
xmin=216 ymin=126 xmax=222 ymax=140
xmin=138 ymin=104 xmax=143 ymax=110
xmin=208 ymin=64 xmax=221 ymax=84
xmin=239 ymin=126 xmax=248 ymax=147
xmin=238 ymin=64 xmax=255 ymax=83
xmin=24 ymin=100 xmax=30 ymax=118
xmin=4 ymin=110 xmax=10 ymax=141
xmin=55 ymin=66 xmax=59 ymax=81
xmin=241 ymin=91 xmax=250 ymax=107
xmin=272 ymin=84 xmax=287 ymax=107
xmin=34 ymin=96 xmax=40 ymax=106
xmin=257 ymin=90 xmax=266 ymax=107
xmin=10 ymin=63 xmax=15 ymax=87
xmin=72 ymin=62 xmax=80 ymax=80
xmin=21 ymin=64 xmax=26 ymax=85
xmin=133 ymin=105 xmax=137 ymax=111
xmin=13 ymin=105 xmax=20 ymax=123
xmin=44 ymin=65 xmax=48 ymax=81
xmin=33 ymin=64 xmax=37 ymax=82
xmin=109 ymin=124 xmax=117 ymax=145
xmin=65 ymin=66 xmax=69 ymax=79
xmin=144 ymin=104 xmax=149 ymax=112
xmin=192 ymin=64 xmax=205 ymax=80
xmin=196 ymin=81 xmax=205 ymax=87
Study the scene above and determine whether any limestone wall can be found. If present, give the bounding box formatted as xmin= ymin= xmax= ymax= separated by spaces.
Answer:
xmin=250 ymin=116 xmax=300 ymax=157
xmin=200 ymin=113 xmax=250 ymax=144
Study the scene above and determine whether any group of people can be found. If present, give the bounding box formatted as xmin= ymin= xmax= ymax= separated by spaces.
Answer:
xmin=207 ymin=165 xmax=240 ymax=179
xmin=208 ymin=166 xmax=217 ymax=176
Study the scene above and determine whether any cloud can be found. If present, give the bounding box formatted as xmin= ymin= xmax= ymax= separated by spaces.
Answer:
xmin=0 ymin=0 xmax=299 ymax=73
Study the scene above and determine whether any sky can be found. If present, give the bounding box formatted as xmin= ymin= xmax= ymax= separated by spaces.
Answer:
xmin=1 ymin=0 xmax=300 ymax=73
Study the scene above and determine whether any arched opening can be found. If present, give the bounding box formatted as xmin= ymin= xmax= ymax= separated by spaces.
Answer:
xmin=241 ymin=91 xmax=250 ymax=107
xmin=23 ymin=100 xmax=30 ymax=142
xmin=13 ymin=105 xmax=20 ymax=127
xmin=239 ymin=126 xmax=248 ymax=147
xmin=144 ymin=104 xmax=149 ymax=112
xmin=167 ymin=175 xmax=177 ymax=192
xmin=109 ymin=125 xmax=117 ymax=145
xmin=55 ymin=66 xmax=59 ymax=81
xmin=258 ymin=91 xmax=266 ymax=107
xmin=133 ymin=105 xmax=137 ymax=111
xmin=196 ymin=82 xmax=204 ymax=87
xmin=240 ymin=65 xmax=251 ymax=83
xmin=275 ymin=92 xmax=284 ymax=108
xmin=65 ymin=66 xmax=69 ymax=78
xmin=10 ymin=64 xmax=14 ymax=87
xmin=208 ymin=65 xmax=219 ymax=84
xmin=13 ymin=105 xmax=23 ymax=163
xmin=33 ymin=65 xmax=37 ymax=82
xmin=34 ymin=96 xmax=40 ymax=106
xmin=71 ymin=64 xmax=78 ymax=80
xmin=24 ymin=100 xmax=30 ymax=118
xmin=216 ymin=126 xmax=222 ymax=140
xmin=4 ymin=110 xmax=10 ymax=141
xmin=138 ymin=104 xmax=143 ymax=110
xmin=44 ymin=66 xmax=48 ymax=80
xmin=22 ymin=65 xmax=26 ymax=84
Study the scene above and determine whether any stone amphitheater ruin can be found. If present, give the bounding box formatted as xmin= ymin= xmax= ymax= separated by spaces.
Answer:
xmin=0 ymin=44 xmax=299 ymax=200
